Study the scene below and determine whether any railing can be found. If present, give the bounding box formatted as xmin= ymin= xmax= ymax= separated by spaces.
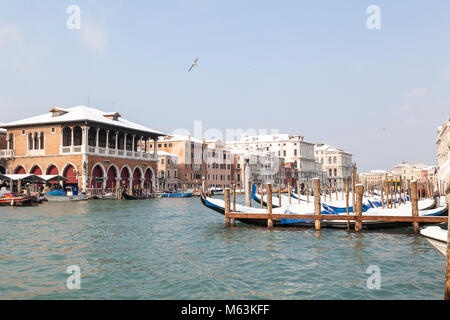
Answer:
xmin=56 ymin=144 xmax=158 ymax=161
xmin=0 ymin=149 xmax=14 ymax=158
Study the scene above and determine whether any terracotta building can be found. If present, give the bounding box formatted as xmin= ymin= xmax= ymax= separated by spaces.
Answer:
xmin=151 ymin=136 xmax=232 ymax=190
xmin=157 ymin=150 xmax=180 ymax=191
xmin=0 ymin=106 xmax=164 ymax=194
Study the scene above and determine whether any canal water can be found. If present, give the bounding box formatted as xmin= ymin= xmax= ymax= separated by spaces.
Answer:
xmin=0 ymin=196 xmax=446 ymax=299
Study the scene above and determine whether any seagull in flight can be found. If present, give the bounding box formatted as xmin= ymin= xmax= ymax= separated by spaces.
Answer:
xmin=188 ymin=57 xmax=198 ymax=72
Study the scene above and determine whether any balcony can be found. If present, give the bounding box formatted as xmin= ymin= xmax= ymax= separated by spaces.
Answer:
xmin=59 ymin=145 xmax=158 ymax=161
xmin=0 ymin=149 xmax=14 ymax=159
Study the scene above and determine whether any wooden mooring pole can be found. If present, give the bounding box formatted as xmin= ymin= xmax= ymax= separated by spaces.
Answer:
xmin=314 ymin=178 xmax=321 ymax=231
xmin=224 ymin=188 xmax=230 ymax=227
xmin=260 ymin=183 xmax=264 ymax=208
xmin=297 ymin=180 xmax=301 ymax=204
xmin=267 ymin=183 xmax=273 ymax=229
xmin=247 ymin=181 xmax=252 ymax=207
xmin=346 ymin=177 xmax=350 ymax=230
xmin=410 ymin=181 xmax=419 ymax=234
xmin=355 ymin=184 xmax=363 ymax=232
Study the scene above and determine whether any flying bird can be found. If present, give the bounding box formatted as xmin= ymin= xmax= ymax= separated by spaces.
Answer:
xmin=188 ymin=57 xmax=198 ymax=72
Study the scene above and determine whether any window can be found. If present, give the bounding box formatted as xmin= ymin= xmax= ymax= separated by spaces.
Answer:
xmin=158 ymin=144 xmax=162 ymax=148
xmin=28 ymin=133 xmax=33 ymax=150
xmin=161 ymin=159 xmax=164 ymax=164
xmin=294 ymin=149 xmax=297 ymax=156
xmin=167 ymin=158 xmax=171 ymax=165
xmin=39 ymin=132 xmax=44 ymax=149
xmin=169 ymin=143 xmax=172 ymax=147
xmin=164 ymin=143 xmax=167 ymax=147
xmin=283 ymin=150 xmax=286 ymax=157
xmin=21 ymin=130 xmax=25 ymax=135
xmin=51 ymin=128 xmax=55 ymax=133
xmin=167 ymin=170 xmax=170 ymax=178
xmin=334 ymin=169 xmax=337 ymax=176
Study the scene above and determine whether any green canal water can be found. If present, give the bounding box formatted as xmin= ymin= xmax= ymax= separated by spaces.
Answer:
xmin=0 ymin=196 xmax=446 ymax=299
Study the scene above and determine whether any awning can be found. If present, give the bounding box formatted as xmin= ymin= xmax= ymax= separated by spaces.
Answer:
xmin=38 ymin=175 xmax=68 ymax=182
xmin=0 ymin=174 xmax=47 ymax=182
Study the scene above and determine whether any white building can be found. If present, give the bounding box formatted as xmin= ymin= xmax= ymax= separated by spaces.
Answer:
xmin=314 ymin=142 xmax=354 ymax=189
xmin=437 ymin=118 xmax=450 ymax=189
xmin=226 ymin=134 xmax=322 ymax=183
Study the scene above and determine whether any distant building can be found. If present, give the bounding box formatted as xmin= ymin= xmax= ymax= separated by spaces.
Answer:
xmin=437 ymin=118 xmax=450 ymax=189
xmin=231 ymin=149 xmax=285 ymax=188
xmin=359 ymin=170 xmax=388 ymax=187
xmin=157 ymin=151 xmax=180 ymax=191
xmin=226 ymin=134 xmax=321 ymax=183
xmin=0 ymin=124 xmax=6 ymax=174
xmin=314 ymin=142 xmax=354 ymax=190
xmin=153 ymin=136 xmax=232 ymax=190
xmin=392 ymin=161 xmax=437 ymax=183
xmin=0 ymin=106 xmax=164 ymax=193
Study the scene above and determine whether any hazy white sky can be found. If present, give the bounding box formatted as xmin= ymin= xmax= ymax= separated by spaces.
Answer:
xmin=0 ymin=0 xmax=449 ymax=171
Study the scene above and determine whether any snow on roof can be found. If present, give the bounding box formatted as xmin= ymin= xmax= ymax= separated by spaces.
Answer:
xmin=227 ymin=134 xmax=305 ymax=144
xmin=157 ymin=151 xmax=177 ymax=158
xmin=1 ymin=106 xmax=166 ymax=136
xmin=161 ymin=135 xmax=204 ymax=144
xmin=314 ymin=143 xmax=344 ymax=153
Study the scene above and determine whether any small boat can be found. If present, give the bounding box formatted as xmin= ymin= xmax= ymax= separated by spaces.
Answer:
xmin=0 ymin=193 xmax=34 ymax=206
xmin=45 ymin=186 xmax=88 ymax=201
xmin=420 ymin=226 xmax=448 ymax=256
xmin=161 ymin=192 xmax=193 ymax=198
xmin=209 ymin=187 xmax=224 ymax=195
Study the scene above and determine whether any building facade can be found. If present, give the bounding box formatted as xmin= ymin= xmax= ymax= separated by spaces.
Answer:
xmin=152 ymin=136 xmax=232 ymax=190
xmin=157 ymin=151 xmax=180 ymax=191
xmin=0 ymin=106 xmax=164 ymax=194
xmin=226 ymin=134 xmax=321 ymax=183
xmin=314 ymin=142 xmax=354 ymax=190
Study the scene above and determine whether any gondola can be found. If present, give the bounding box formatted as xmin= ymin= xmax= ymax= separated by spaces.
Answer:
xmin=201 ymin=191 xmax=448 ymax=230
xmin=121 ymin=190 xmax=148 ymax=200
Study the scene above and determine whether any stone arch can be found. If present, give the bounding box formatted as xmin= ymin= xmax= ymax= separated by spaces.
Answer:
xmin=106 ymin=164 xmax=120 ymax=189
xmin=46 ymin=163 xmax=60 ymax=175
xmin=120 ymin=165 xmax=132 ymax=188
xmin=62 ymin=163 xmax=78 ymax=185
xmin=144 ymin=166 xmax=156 ymax=192
xmin=132 ymin=166 xmax=144 ymax=189
xmin=90 ymin=163 xmax=106 ymax=188
xmin=14 ymin=165 xmax=26 ymax=174
xmin=29 ymin=164 xmax=43 ymax=175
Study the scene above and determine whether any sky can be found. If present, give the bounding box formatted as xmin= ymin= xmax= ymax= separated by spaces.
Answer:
xmin=0 ymin=0 xmax=449 ymax=172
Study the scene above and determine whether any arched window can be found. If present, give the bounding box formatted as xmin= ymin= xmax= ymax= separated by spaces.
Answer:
xmin=28 ymin=133 xmax=33 ymax=150
xmin=39 ymin=132 xmax=44 ymax=149
xmin=329 ymin=169 xmax=332 ymax=176
xmin=88 ymin=128 xmax=96 ymax=146
xmin=109 ymin=131 xmax=116 ymax=149
xmin=33 ymin=132 xmax=39 ymax=150
xmin=334 ymin=169 xmax=337 ymax=176
xmin=62 ymin=127 xmax=72 ymax=146
xmin=328 ymin=157 xmax=332 ymax=164
xmin=98 ymin=129 xmax=107 ymax=148
xmin=73 ymin=127 xmax=82 ymax=146
xmin=333 ymin=157 xmax=337 ymax=164
xmin=8 ymin=133 xmax=14 ymax=149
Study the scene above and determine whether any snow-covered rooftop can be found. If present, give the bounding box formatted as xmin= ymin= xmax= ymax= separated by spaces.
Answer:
xmin=161 ymin=135 xmax=204 ymax=144
xmin=1 ymin=106 xmax=166 ymax=136
xmin=314 ymin=143 xmax=348 ymax=154
xmin=0 ymin=122 xmax=5 ymax=133
xmin=157 ymin=151 xmax=177 ymax=158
